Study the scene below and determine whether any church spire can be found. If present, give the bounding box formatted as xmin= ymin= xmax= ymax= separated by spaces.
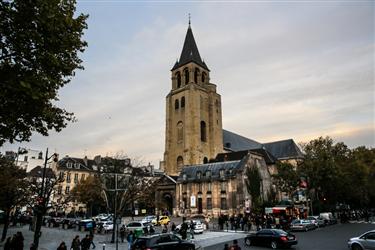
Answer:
xmin=171 ymin=21 xmax=209 ymax=71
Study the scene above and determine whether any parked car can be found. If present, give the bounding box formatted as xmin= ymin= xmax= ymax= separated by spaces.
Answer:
xmin=102 ymin=221 xmax=114 ymax=232
xmin=141 ymin=215 xmax=157 ymax=225
xmin=157 ymin=216 xmax=170 ymax=225
xmin=348 ymin=230 xmax=375 ymax=250
xmin=131 ymin=233 xmax=198 ymax=250
xmin=244 ymin=229 xmax=298 ymax=249
xmin=61 ymin=218 xmax=78 ymax=229
xmin=126 ymin=221 xmax=148 ymax=231
xmin=175 ymin=220 xmax=204 ymax=234
xmin=306 ymin=216 xmax=325 ymax=228
xmin=290 ymin=219 xmax=316 ymax=232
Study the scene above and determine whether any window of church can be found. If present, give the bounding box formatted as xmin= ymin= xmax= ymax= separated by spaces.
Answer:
xmin=221 ymin=198 xmax=227 ymax=210
xmin=200 ymin=121 xmax=207 ymax=142
xmin=65 ymin=186 xmax=70 ymax=194
xmin=176 ymin=72 xmax=181 ymax=88
xmin=57 ymin=185 xmax=62 ymax=195
xmin=203 ymin=157 xmax=208 ymax=164
xmin=207 ymin=198 xmax=212 ymax=210
xmin=184 ymin=68 xmax=189 ymax=84
xmin=202 ymin=72 xmax=206 ymax=83
xmin=182 ymin=173 xmax=187 ymax=181
xmin=207 ymin=182 xmax=212 ymax=192
xmin=66 ymin=173 xmax=71 ymax=183
xmin=181 ymin=97 xmax=185 ymax=108
xmin=198 ymin=183 xmax=202 ymax=192
xmin=221 ymin=182 xmax=227 ymax=192
xmin=194 ymin=68 xmax=200 ymax=83
xmin=177 ymin=121 xmax=183 ymax=142
xmin=175 ymin=99 xmax=179 ymax=110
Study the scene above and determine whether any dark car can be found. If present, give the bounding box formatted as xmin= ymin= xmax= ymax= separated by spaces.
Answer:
xmin=131 ymin=233 xmax=197 ymax=250
xmin=244 ymin=229 xmax=298 ymax=249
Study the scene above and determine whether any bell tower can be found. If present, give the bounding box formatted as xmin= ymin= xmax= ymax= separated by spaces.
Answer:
xmin=163 ymin=23 xmax=223 ymax=176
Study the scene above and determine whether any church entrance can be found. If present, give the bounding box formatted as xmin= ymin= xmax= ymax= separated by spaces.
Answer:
xmin=162 ymin=193 xmax=173 ymax=215
xmin=198 ymin=197 xmax=203 ymax=214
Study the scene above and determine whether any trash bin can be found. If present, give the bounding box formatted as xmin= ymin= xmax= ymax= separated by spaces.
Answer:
xmin=134 ymin=228 xmax=143 ymax=238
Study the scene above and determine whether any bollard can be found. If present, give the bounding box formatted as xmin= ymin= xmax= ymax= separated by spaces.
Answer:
xmin=102 ymin=243 xmax=105 ymax=250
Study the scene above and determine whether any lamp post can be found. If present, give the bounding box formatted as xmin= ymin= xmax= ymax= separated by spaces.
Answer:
xmin=33 ymin=148 xmax=58 ymax=248
xmin=100 ymin=162 xmax=132 ymax=250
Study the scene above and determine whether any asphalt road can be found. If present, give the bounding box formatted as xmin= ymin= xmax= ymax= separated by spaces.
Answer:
xmin=203 ymin=223 xmax=375 ymax=250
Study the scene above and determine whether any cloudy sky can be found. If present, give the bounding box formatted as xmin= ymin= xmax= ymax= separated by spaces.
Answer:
xmin=2 ymin=1 xmax=374 ymax=167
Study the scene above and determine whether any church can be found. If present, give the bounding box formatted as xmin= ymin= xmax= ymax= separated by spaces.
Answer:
xmin=156 ymin=23 xmax=303 ymax=218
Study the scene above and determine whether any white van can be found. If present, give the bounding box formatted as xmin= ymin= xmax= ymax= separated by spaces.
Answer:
xmin=319 ymin=212 xmax=337 ymax=225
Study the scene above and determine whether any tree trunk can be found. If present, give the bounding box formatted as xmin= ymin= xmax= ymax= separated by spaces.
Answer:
xmin=1 ymin=209 xmax=10 ymax=241
xmin=33 ymin=208 xmax=44 ymax=248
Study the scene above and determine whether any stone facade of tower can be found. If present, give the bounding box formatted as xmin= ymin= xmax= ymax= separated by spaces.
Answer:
xmin=162 ymin=26 xmax=223 ymax=176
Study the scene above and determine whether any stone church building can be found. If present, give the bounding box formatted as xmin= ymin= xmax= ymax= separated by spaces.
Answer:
xmin=157 ymin=23 xmax=303 ymax=217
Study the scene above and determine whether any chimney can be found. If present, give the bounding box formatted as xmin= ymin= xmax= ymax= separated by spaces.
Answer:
xmin=83 ymin=156 xmax=88 ymax=166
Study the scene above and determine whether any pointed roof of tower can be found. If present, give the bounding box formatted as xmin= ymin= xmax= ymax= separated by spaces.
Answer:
xmin=171 ymin=25 xmax=209 ymax=71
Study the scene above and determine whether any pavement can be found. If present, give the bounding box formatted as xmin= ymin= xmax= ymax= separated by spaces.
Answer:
xmin=0 ymin=223 xmax=247 ymax=250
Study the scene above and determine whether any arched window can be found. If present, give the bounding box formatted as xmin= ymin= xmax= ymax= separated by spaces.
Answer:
xmin=175 ymin=99 xmax=179 ymax=110
xmin=200 ymin=121 xmax=207 ymax=142
xmin=184 ymin=68 xmax=189 ymax=84
xmin=181 ymin=96 xmax=185 ymax=108
xmin=194 ymin=68 xmax=200 ymax=83
xmin=177 ymin=121 xmax=183 ymax=142
xmin=177 ymin=156 xmax=184 ymax=171
xmin=176 ymin=72 xmax=181 ymax=88
xmin=203 ymin=157 xmax=208 ymax=164
xmin=202 ymin=72 xmax=206 ymax=83
xmin=206 ymin=170 xmax=211 ymax=179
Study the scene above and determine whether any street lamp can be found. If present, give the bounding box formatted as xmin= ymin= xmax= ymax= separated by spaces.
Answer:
xmin=100 ymin=161 xmax=132 ymax=250
xmin=33 ymin=148 xmax=58 ymax=249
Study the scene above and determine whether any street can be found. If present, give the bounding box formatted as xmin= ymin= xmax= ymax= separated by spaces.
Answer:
xmin=204 ymin=222 xmax=375 ymax=250
xmin=0 ymin=221 xmax=374 ymax=249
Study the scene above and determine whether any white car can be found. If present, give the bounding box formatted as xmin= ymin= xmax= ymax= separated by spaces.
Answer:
xmin=126 ymin=221 xmax=148 ymax=231
xmin=176 ymin=220 xmax=204 ymax=234
xmin=141 ymin=215 xmax=157 ymax=225
xmin=102 ymin=221 xmax=114 ymax=231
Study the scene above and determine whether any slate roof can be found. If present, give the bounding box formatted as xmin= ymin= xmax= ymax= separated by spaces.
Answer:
xmin=222 ymin=129 xmax=303 ymax=160
xmin=28 ymin=166 xmax=55 ymax=178
xmin=223 ymin=129 xmax=263 ymax=151
xmin=263 ymin=139 xmax=304 ymax=160
xmin=215 ymin=149 xmax=277 ymax=165
xmin=171 ymin=25 xmax=209 ymax=71
xmin=177 ymin=160 xmax=244 ymax=182
xmin=57 ymin=157 xmax=96 ymax=171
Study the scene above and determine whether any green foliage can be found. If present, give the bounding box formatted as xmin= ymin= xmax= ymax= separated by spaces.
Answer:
xmin=272 ymin=161 xmax=299 ymax=197
xmin=0 ymin=155 xmax=28 ymax=211
xmin=0 ymin=0 xmax=88 ymax=146
xmin=299 ymin=137 xmax=374 ymax=210
xmin=245 ymin=165 xmax=261 ymax=210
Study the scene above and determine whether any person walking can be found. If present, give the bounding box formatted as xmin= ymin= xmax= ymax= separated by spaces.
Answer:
xmin=13 ymin=232 xmax=24 ymax=250
xmin=80 ymin=235 xmax=91 ymax=250
xmin=57 ymin=242 xmax=68 ymax=250
xmin=230 ymin=239 xmax=241 ymax=250
xmin=189 ymin=220 xmax=195 ymax=239
xmin=223 ymin=243 xmax=229 ymax=250
xmin=89 ymin=232 xmax=96 ymax=249
xmin=30 ymin=243 xmax=37 ymax=250
xmin=127 ymin=231 xmax=134 ymax=250
xmin=70 ymin=235 xmax=81 ymax=250
xmin=171 ymin=222 xmax=176 ymax=233
xmin=120 ymin=225 xmax=126 ymax=243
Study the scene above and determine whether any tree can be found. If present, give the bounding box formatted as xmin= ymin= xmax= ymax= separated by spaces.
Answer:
xmin=0 ymin=155 xmax=29 ymax=241
xmin=245 ymin=165 xmax=262 ymax=213
xmin=272 ymin=161 xmax=300 ymax=198
xmin=70 ymin=175 xmax=105 ymax=217
xmin=0 ymin=0 xmax=88 ymax=146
